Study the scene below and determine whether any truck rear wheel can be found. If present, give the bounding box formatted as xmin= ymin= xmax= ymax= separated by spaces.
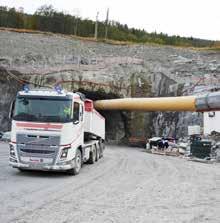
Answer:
xmin=99 ymin=141 xmax=105 ymax=158
xmin=88 ymin=145 xmax=96 ymax=164
xmin=95 ymin=144 xmax=99 ymax=162
xmin=68 ymin=149 xmax=82 ymax=175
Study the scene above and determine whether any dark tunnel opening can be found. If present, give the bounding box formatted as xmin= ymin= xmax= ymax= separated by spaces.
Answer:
xmin=78 ymin=89 xmax=129 ymax=143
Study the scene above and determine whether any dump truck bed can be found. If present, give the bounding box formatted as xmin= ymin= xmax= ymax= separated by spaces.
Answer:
xmin=84 ymin=99 xmax=105 ymax=139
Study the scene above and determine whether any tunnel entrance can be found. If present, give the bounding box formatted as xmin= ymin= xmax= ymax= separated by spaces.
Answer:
xmin=0 ymin=69 xmax=23 ymax=131
xmin=78 ymin=89 xmax=129 ymax=143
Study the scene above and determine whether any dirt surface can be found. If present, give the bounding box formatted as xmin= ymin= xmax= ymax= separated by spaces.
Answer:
xmin=0 ymin=142 xmax=220 ymax=223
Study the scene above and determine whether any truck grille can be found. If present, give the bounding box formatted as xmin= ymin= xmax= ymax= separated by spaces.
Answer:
xmin=20 ymin=149 xmax=55 ymax=155
xmin=16 ymin=134 xmax=60 ymax=164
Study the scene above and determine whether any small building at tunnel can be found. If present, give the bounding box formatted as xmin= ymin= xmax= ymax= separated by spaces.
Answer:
xmin=204 ymin=111 xmax=220 ymax=135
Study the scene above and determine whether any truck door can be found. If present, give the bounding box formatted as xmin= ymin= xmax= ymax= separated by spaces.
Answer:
xmin=73 ymin=102 xmax=84 ymax=123
xmin=72 ymin=101 xmax=84 ymax=147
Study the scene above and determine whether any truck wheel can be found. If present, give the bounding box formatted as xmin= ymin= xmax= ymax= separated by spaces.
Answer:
xmin=95 ymin=145 xmax=99 ymax=162
xmin=88 ymin=146 xmax=96 ymax=164
xmin=99 ymin=141 xmax=105 ymax=158
xmin=68 ymin=149 xmax=82 ymax=175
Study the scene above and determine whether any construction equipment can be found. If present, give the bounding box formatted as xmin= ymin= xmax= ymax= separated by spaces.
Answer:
xmin=190 ymin=140 xmax=212 ymax=159
xmin=9 ymin=87 xmax=105 ymax=175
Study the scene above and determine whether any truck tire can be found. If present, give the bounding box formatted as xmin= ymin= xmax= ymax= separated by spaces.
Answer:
xmin=95 ymin=144 xmax=99 ymax=162
xmin=88 ymin=146 xmax=96 ymax=164
xmin=99 ymin=141 xmax=105 ymax=158
xmin=68 ymin=149 xmax=82 ymax=175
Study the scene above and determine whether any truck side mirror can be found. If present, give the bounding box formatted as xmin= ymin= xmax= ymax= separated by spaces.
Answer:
xmin=9 ymin=100 xmax=15 ymax=120
xmin=73 ymin=102 xmax=80 ymax=124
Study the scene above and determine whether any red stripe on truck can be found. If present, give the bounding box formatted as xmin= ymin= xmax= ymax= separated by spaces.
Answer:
xmin=16 ymin=122 xmax=63 ymax=130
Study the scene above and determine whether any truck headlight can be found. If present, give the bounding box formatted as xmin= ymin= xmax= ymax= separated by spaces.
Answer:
xmin=10 ymin=144 xmax=15 ymax=157
xmin=60 ymin=147 xmax=70 ymax=159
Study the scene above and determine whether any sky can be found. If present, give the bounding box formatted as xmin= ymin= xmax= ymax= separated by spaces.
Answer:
xmin=0 ymin=0 xmax=219 ymax=40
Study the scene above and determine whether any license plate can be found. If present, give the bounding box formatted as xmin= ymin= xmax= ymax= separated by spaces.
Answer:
xmin=29 ymin=158 xmax=41 ymax=163
xmin=20 ymin=157 xmax=52 ymax=164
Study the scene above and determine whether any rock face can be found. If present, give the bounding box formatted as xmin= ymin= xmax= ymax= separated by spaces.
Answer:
xmin=0 ymin=71 xmax=21 ymax=130
xmin=0 ymin=30 xmax=220 ymax=142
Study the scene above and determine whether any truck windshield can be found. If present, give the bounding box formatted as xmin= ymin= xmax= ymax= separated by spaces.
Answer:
xmin=13 ymin=96 xmax=72 ymax=123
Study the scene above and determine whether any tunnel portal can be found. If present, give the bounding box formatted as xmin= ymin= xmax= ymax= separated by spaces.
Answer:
xmin=78 ymin=89 xmax=129 ymax=143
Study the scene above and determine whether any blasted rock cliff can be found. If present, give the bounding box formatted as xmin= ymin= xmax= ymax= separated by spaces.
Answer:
xmin=0 ymin=30 xmax=220 ymax=142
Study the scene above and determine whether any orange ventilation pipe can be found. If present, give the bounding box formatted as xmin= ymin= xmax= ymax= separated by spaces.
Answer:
xmin=94 ymin=92 xmax=220 ymax=112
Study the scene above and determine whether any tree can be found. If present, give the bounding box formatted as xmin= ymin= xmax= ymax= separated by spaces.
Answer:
xmin=0 ymin=5 xmax=215 ymax=48
xmin=35 ymin=5 xmax=55 ymax=17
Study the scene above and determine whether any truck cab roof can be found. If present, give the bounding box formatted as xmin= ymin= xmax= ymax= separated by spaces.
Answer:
xmin=17 ymin=88 xmax=79 ymax=99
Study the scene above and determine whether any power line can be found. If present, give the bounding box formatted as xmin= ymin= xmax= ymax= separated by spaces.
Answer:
xmin=94 ymin=11 xmax=99 ymax=40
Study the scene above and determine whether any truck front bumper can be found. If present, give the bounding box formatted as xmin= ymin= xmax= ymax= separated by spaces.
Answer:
xmin=9 ymin=160 xmax=75 ymax=171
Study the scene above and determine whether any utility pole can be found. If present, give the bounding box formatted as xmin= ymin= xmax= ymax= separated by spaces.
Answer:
xmin=73 ymin=9 xmax=80 ymax=36
xmin=74 ymin=17 xmax=78 ymax=36
xmin=94 ymin=11 xmax=99 ymax=40
xmin=105 ymin=8 xmax=109 ymax=40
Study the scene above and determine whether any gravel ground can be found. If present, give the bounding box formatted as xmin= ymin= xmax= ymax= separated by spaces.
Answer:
xmin=0 ymin=142 xmax=220 ymax=223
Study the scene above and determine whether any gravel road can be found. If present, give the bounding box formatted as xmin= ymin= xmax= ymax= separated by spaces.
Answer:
xmin=0 ymin=142 xmax=220 ymax=223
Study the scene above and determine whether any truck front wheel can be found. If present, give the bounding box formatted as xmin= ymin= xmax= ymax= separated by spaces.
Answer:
xmin=68 ymin=149 xmax=82 ymax=175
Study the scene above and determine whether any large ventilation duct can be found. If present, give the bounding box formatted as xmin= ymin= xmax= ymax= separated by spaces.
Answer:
xmin=94 ymin=92 xmax=220 ymax=112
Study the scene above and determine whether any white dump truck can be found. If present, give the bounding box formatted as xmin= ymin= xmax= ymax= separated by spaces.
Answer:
xmin=9 ymin=86 xmax=105 ymax=175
